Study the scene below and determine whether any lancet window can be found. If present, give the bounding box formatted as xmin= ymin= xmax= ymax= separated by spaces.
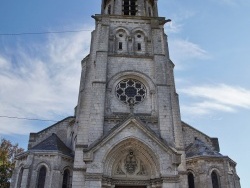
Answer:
xmin=211 ymin=171 xmax=221 ymax=188
xmin=37 ymin=166 xmax=46 ymax=188
xmin=62 ymin=169 xmax=70 ymax=188
xmin=188 ymin=172 xmax=195 ymax=188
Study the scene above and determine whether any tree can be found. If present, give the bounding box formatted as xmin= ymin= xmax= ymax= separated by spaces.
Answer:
xmin=0 ymin=139 xmax=24 ymax=188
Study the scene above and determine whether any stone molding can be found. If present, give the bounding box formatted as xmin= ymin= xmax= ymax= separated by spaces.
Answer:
xmin=101 ymin=175 xmax=180 ymax=186
xmin=73 ymin=167 xmax=86 ymax=172
xmin=85 ymin=173 xmax=103 ymax=181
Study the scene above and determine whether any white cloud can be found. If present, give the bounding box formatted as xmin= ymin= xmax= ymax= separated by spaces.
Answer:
xmin=164 ymin=10 xmax=196 ymax=34
xmin=0 ymin=56 xmax=10 ymax=69
xmin=180 ymin=84 xmax=250 ymax=116
xmin=181 ymin=101 xmax=236 ymax=116
xmin=0 ymin=26 xmax=93 ymax=135
xmin=169 ymin=38 xmax=210 ymax=68
xmin=165 ymin=21 xmax=183 ymax=34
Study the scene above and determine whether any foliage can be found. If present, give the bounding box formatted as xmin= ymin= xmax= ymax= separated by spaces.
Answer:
xmin=0 ymin=139 xmax=24 ymax=188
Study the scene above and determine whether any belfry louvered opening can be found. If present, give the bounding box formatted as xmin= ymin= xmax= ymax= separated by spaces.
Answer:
xmin=123 ymin=0 xmax=137 ymax=15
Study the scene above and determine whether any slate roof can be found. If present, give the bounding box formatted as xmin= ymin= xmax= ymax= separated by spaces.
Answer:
xmin=30 ymin=133 xmax=73 ymax=157
xmin=186 ymin=138 xmax=222 ymax=158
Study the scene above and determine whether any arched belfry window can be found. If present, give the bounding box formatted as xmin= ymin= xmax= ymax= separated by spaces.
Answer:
xmin=188 ymin=172 xmax=195 ymax=188
xmin=211 ymin=171 xmax=221 ymax=188
xmin=123 ymin=0 xmax=137 ymax=15
xmin=62 ymin=169 xmax=70 ymax=188
xmin=37 ymin=166 xmax=47 ymax=188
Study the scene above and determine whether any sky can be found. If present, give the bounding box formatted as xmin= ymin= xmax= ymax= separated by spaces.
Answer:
xmin=0 ymin=0 xmax=249 ymax=187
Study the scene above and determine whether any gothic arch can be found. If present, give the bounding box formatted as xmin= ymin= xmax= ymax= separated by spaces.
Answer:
xmin=35 ymin=162 xmax=51 ymax=172
xmin=113 ymin=27 xmax=130 ymax=53
xmin=208 ymin=167 xmax=222 ymax=188
xmin=102 ymin=137 xmax=160 ymax=179
xmin=62 ymin=168 xmax=71 ymax=188
xmin=211 ymin=170 xmax=221 ymax=188
xmin=107 ymin=70 xmax=156 ymax=92
xmin=60 ymin=166 xmax=72 ymax=174
xmin=131 ymin=28 xmax=148 ymax=38
xmin=36 ymin=165 xmax=47 ymax=188
xmin=208 ymin=167 xmax=222 ymax=176
xmin=187 ymin=170 xmax=196 ymax=188
xmin=113 ymin=27 xmax=130 ymax=37
xmin=131 ymin=28 xmax=148 ymax=54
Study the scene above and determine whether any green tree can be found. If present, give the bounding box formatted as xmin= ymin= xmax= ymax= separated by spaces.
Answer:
xmin=0 ymin=139 xmax=24 ymax=188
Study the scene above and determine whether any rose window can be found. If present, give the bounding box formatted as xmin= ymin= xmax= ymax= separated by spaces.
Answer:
xmin=116 ymin=79 xmax=146 ymax=105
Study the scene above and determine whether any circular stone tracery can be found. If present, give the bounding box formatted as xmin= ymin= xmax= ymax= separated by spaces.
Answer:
xmin=116 ymin=79 xmax=147 ymax=105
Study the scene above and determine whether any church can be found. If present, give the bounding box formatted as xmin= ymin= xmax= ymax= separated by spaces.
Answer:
xmin=11 ymin=0 xmax=241 ymax=187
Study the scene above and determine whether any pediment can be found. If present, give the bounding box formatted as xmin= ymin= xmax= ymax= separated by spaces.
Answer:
xmin=83 ymin=116 xmax=181 ymax=163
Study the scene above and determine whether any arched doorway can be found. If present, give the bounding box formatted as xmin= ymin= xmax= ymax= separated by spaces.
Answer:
xmin=103 ymin=138 xmax=161 ymax=187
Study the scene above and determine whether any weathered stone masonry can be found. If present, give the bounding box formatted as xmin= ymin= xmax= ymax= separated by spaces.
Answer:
xmin=11 ymin=0 xmax=241 ymax=188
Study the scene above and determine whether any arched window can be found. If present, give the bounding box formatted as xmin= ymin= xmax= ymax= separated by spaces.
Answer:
xmin=211 ymin=171 xmax=221 ymax=188
xmin=134 ymin=32 xmax=146 ymax=55
xmin=17 ymin=168 xmax=24 ymax=188
xmin=62 ymin=169 xmax=70 ymax=188
xmin=123 ymin=0 xmax=137 ymax=15
xmin=37 ymin=166 xmax=47 ymax=188
xmin=188 ymin=172 xmax=195 ymax=188
xmin=115 ymin=30 xmax=128 ymax=54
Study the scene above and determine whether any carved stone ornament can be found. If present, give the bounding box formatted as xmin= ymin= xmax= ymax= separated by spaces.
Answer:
xmin=115 ymin=161 xmax=125 ymax=175
xmin=124 ymin=150 xmax=138 ymax=174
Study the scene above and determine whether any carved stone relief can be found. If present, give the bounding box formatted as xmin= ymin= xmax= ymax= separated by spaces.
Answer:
xmin=113 ymin=150 xmax=148 ymax=177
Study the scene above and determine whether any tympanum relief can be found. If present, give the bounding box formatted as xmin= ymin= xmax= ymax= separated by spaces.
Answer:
xmin=114 ymin=150 xmax=148 ymax=178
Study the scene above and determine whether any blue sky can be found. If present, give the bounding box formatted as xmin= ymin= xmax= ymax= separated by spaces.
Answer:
xmin=0 ymin=0 xmax=249 ymax=187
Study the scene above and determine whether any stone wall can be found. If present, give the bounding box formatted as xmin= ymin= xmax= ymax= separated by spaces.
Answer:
xmin=28 ymin=117 xmax=75 ymax=150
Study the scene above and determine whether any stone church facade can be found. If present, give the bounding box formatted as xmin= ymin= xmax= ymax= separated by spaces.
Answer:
xmin=11 ymin=0 xmax=241 ymax=188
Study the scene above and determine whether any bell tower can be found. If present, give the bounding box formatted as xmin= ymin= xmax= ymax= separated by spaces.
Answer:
xmin=101 ymin=0 xmax=158 ymax=17
xmin=9 ymin=1 xmax=241 ymax=188
xmin=73 ymin=0 xmax=187 ymax=187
